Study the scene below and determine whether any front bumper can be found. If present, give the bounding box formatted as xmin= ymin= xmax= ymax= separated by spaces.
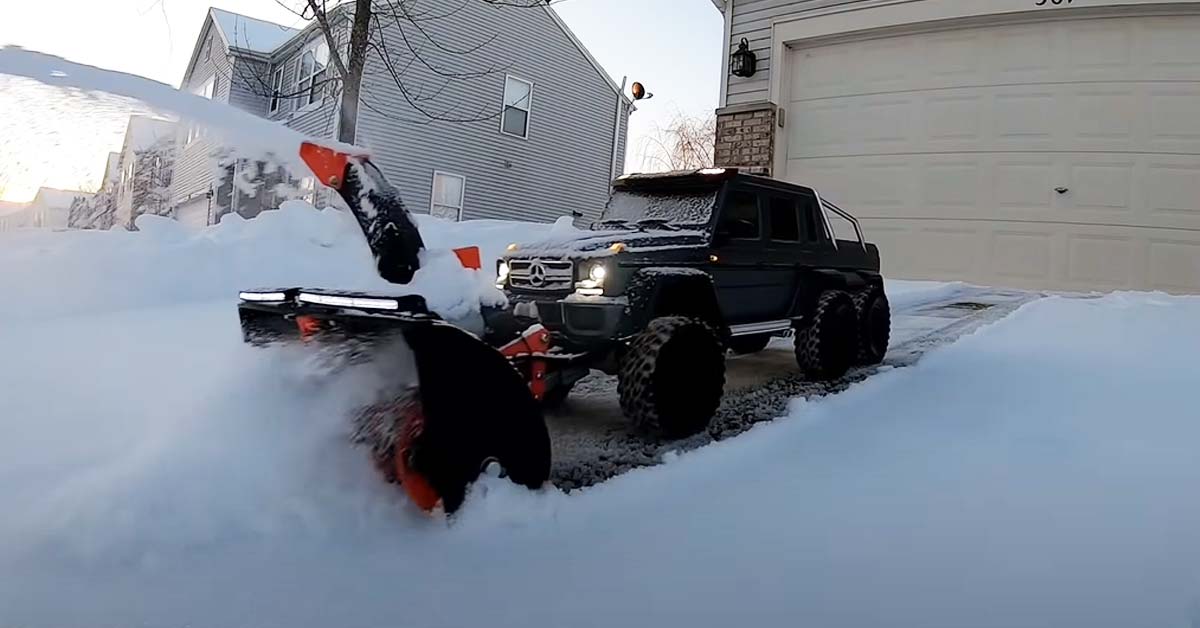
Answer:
xmin=507 ymin=293 xmax=627 ymax=340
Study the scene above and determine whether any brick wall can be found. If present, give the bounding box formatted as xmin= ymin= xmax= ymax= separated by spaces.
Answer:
xmin=714 ymin=102 xmax=777 ymax=176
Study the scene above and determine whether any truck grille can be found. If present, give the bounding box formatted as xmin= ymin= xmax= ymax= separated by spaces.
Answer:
xmin=508 ymin=259 xmax=574 ymax=291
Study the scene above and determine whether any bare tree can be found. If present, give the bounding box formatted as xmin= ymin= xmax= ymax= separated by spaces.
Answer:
xmin=223 ymin=0 xmax=550 ymax=144
xmin=639 ymin=113 xmax=717 ymax=172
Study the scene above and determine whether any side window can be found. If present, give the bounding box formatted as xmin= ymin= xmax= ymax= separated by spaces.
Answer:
xmin=799 ymin=194 xmax=824 ymax=242
xmin=769 ymin=197 xmax=800 ymax=242
xmin=718 ymin=190 xmax=761 ymax=240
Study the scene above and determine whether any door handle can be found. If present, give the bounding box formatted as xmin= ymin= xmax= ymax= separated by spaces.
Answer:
xmin=1055 ymin=187 xmax=1069 ymax=195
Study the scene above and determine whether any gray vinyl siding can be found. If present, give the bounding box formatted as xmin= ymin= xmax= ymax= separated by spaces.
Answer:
xmin=229 ymin=57 xmax=271 ymax=117
xmin=355 ymin=3 xmax=625 ymax=224
xmin=170 ymin=18 xmax=235 ymax=208
xmin=726 ymin=0 xmax=868 ymax=105
xmin=265 ymin=17 xmax=348 ymax=138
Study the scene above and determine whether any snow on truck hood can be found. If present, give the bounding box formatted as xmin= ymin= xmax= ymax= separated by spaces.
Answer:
xmin=506 ymin=228 xmax=709 ymax=259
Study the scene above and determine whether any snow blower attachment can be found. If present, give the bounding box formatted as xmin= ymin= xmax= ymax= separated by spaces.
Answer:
xmin=238 ymin=142 xmax=550 ymax=514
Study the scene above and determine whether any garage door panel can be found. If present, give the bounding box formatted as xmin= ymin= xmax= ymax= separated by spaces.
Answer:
xmin=913 ymin=227 xmax=980 ymax=275
xmin=1148 ymin=239 xmax=1200 ymax=292
xmin=857 ymin=97 xmax=916 ymax=151
xmin=1066 ymin=162 xmax=1135 ymax=213
xmin=1147 ymin=88 xmax=1200 ymax=153
xmin=1067 ymin=234 xmax=1137 ymax=288
xmin=788 ymin=101 xmax=854 ymax=157
xmin=1070 ymin=88 xmax=1138 ymax=150
xmin=1144 ymin=162 xmax=1200 ymax=219
xmin=992 ymin=231 xmax=1055 ymax=281
xmin=923 ymin=160 xmax=984 ymax=213
xmin=1144 ymin=19 xmax=1200 ymax=74
xmin=993 ymin=159 xmax=1055 ymax=211
xmin=1066 ymin=21 xmax=1135 ymax=78
xmin=990 ymin=25 xmax=1057 ymax=81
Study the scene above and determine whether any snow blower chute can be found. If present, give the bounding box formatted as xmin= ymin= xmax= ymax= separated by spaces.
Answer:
xmin=237 ymin=143 xmax=550 ymax=513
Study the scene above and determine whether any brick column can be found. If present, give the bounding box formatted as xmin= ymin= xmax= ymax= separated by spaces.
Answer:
xmin=714 ymin=102 xmax=777 ymax=177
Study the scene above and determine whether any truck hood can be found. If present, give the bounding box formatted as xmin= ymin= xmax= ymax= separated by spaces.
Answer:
xmin=508 ymin=228 xmax=709 ymax=259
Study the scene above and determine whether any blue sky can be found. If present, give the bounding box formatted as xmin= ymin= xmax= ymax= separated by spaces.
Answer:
xmin=0 ymin=0 xmax=723 ymax=201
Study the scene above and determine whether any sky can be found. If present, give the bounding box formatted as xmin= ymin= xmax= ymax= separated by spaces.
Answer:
xmin=0 ymin=0 xmax=723 ymax=203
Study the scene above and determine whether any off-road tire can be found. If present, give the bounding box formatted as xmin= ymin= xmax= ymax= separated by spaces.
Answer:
xmin=618 ymin=316 xmax=726 ymax=438
xmin=852 ymin=286 xmax=890 ymax=365
xmin=794 ymin=290 xmax=858 ymax=380
xmin=727 ymin=333 xmax=772 ymax=355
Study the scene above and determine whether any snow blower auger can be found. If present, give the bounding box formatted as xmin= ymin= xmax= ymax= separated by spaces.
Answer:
xmin=237 ymin=142 xmax=550 ymax=514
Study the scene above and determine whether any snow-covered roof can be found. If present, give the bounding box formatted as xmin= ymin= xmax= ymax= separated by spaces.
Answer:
xmin=210 ymin=8 xmax=301 ymax=55
xmin=123 ymin=116 xmax=177 ymax=152
xmin=32 ymin=187 xmax=92 ymax=209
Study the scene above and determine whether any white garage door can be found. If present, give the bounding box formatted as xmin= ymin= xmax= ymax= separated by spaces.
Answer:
xmin=784 ymin=14 xmax=1200 ymax=293
xmin=174 ymin=199 xmax=210 ymax=229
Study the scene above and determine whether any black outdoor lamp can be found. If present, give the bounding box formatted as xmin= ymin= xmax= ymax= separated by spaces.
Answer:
xmin=730 ymin=38 xmax=757 ymax=78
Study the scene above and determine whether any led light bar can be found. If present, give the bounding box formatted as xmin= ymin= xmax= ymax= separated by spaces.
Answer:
xmin=698 ymin=168 xmax=727 ymax=175
xmin=297 ymin=292 xmax=400 ymax=310
xmin=239 ymin=291 xmax=288 ymax=302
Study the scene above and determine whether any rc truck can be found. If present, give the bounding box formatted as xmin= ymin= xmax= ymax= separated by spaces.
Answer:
xmin=496 ymin=168 xmax=890 ymax=437
xmin=238 ymin=144 xmax=888 ymax=513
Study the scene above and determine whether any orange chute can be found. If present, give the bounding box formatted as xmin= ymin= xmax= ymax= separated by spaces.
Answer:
xmin=299 ymin=142 xmax=357 ymax=190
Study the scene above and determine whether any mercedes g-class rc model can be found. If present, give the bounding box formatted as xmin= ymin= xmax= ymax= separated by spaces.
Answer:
xmin=494 ymin=168 xmax=889 ymax=438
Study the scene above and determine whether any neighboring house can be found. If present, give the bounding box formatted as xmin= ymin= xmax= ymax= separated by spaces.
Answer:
xmin=0 ymin=201 xmax=28 ymax=232
xmin=0 ymin=188 xmax=93 ymax=231
xmin=171 ymin=4 xmax=630 ymax=226
xmin=712 ymin=0 xmax=1200 ymax=294
xmin=114 ymin=116 xmax=178 ymax=229
xmin=70 ymin=152 xmax=122 ymax=229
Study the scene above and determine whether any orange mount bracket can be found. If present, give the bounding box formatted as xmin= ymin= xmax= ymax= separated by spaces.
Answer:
xmin=299 ymin=141 xmax=361 ymax=190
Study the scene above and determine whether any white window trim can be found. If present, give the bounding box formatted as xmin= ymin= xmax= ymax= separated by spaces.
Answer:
xmin=296 ymin=39 xmax=329 ymax=107
xmin=269 ymin=67 xmax=284 ymax=113
xmin=499 ymin=74 xmax=534 ymax=140
xmin=430 ymin=171 xmax=466 ymax=221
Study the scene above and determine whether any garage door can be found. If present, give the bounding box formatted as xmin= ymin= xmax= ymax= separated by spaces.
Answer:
xmin=784 ymin=14 xmax=1200 ymax=293
xmin=174 ymin=199 xmax=210 ymax=229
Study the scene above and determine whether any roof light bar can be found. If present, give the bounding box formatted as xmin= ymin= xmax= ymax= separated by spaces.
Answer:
xmin=297 ymin=292 xmax=400 ymax=310
xmin=239 ymin=291 xmax=288 ymax=302
xmin=698 ymin=168 xmax=727 ymax=175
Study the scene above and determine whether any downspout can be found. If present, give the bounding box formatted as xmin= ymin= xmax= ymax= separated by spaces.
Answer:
xmin=610 ymin=76 xmax=627 ymax=182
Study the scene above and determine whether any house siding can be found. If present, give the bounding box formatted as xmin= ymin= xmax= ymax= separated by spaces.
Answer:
xmin=229 ymin=56 xmax=271 ymax=117
xmin=355 ymin=3 xmax=626 ymax=224
xmin=726 ymin=0 xmax=867 ymax=105
xmin=170 ymin=18 xmax=235 ymax=210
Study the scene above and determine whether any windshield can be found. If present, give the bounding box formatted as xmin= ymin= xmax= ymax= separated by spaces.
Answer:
xmin=597 ymin=189 xmax=717 ymax=229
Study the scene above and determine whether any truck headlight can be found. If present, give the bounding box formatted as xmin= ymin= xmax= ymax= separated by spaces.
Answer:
xmin=575 ymin=262 xmax=608 ymax=295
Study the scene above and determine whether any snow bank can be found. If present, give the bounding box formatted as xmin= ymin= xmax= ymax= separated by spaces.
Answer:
xmin=0 ymin=201 xmax=560 ymax=323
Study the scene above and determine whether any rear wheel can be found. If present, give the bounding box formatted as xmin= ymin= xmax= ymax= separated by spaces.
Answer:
xmin=618 ymin=316 xmax=726 ymax=438
xmin=853 ymin=286 xmax=891 ymax=365
xmin=794 ymin=290 xmax=858 ymax=380
xmin=727 ymin=333 xmax=772 ymax=355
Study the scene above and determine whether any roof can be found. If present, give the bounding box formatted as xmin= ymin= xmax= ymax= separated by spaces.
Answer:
xmin=31 ymin=188 xmax=92 ymax=209
xmin=123 ymin=116 xmax=177 ymax=152
xmin=542 ymin=5 xmax=633 ymax=105
xmin=209 ymin=7 xmax=301 ymax=55
xmin=0 ymin=200 xmax=29 ymax=217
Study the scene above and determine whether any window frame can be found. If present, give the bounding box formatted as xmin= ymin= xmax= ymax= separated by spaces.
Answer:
xmin=295 ymin=39 xmax=330 ymax=107
xmin=499 ymin=74 xmax=534 ymax=140
xmin=717 ymin=188 xmax=763 ymax=241
xmin=269 ymin=66 xmax=285 ymax=113
xmin=429 ymin=170 xmax=467 ymax=221
xmin=767 ymin=195 xmax=802 ymax=243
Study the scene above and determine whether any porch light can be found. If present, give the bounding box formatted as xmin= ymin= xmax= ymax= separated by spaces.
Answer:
xmin=730 ymin=38 xmax=757 ymax=78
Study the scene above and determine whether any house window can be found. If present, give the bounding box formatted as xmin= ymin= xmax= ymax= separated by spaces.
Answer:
xmin=501 ymin=75 xmax=533 ymax=138
xmin=296 ymin=40 xmax=329 ymax=106
xmin=269 ymin=67 xmax=284 ymax=113
xmin=430 ymin=171 xmax=466 ymax=221
xmin=186 ymin=76 xmax=217 ymax=144
xmin=204 ymin=35 xmax=212 ymax=61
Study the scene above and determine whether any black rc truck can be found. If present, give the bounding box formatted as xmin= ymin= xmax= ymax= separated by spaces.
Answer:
xmin=238 ymin=144 xmax=888 ymax=513
xmin=495 ymin=168 xmax=890 ymax=437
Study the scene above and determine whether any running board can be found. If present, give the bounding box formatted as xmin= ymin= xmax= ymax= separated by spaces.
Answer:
xmin=729 ymin=320 xmax=793 ymax=337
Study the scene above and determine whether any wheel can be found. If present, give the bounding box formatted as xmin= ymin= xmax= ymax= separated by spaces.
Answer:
xmin=852 ymin=286 xmax=891 ymax=365
xmin=794 ymin=290 xmax=858 ymax=380
xmin=618 ymin=316 xmax=726 ymax=438
xmin=727 ymin=333 xmax=772 ymax=355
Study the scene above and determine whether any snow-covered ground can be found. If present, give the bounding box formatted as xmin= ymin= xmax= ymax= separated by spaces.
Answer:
xmin=1 ymin=211 xmax=1199 ymax=627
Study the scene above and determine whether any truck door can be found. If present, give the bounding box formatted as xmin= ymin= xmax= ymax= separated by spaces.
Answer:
xmin=707 ymin=186 xmax=784 ymax=324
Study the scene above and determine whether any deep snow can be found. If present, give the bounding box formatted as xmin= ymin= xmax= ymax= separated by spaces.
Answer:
xmin=1 ymin=211 xmax=1199 ymax=627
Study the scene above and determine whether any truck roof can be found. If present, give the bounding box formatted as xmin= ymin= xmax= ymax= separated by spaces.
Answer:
xmin=612 ymin=168 xmax=817 ymax=197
